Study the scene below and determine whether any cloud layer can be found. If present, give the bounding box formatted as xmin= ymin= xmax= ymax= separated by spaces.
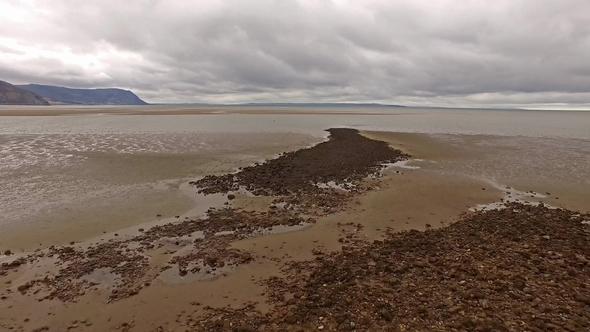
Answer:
xmin=1 ymin=0 xmax=589 ymax=107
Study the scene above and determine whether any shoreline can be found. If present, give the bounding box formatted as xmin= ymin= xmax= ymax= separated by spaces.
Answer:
xmin=1 ymin=129 xmax=588 ymax=331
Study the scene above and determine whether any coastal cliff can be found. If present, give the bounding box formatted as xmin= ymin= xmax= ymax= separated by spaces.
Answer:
xmin=18 ymin=84 xmax=148 ymax=105
xmin=0 ymin=80 xmax=49 ymax=105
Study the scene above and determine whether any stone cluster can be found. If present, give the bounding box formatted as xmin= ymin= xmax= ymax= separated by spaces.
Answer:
xmin=186 ymin=203 xmax=590 ymax=331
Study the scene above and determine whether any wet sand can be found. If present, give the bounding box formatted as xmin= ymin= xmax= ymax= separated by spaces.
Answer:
xmin=0 ymin=132 xmax=321 ymax=252
xmin=1 ymin=129 xmax=588 ymax=331
xmin=363 ymin=131 xmax=590 ymax=213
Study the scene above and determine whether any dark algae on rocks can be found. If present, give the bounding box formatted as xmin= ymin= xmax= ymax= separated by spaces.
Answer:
xmin=190 ymin=203 xmax=590 ymax=331
xmin=196 ymin=128 xmax=409 ymax=196
xmin=194 ymin=128 xmax=410 ymax=215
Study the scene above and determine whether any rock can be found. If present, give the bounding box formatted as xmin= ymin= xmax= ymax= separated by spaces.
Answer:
xmin=414 ymin=260 xmax=428 ymax=268
xmin=205 ymin=256 xmax=218 ymax=266
xmin=8 ymin=260 xmax=22 ymax=268
xmin=574 ymin=293 xmax=590 ymax=305
xmin=479 ymin=299 xmax=490 ymax=309
xmin=312 ymin=248 xmax=323 ymax=255
xmin=380 ymin=309 xmax=393 ymax=321
xmin=3 ymin=249 xmax=11 ymax=255
xmin=449 ymin=306 xmax=462 ymax=314
xmin=236 ymin=325 xmax=254 ymax=332
xmin=286 ymin=314 xmax=301 ymax=324
xmin=32 ymin=327 xmax=49 ymax=332
xmin=227 ymin=194 xmax=236 ymax=200
xmin=17 ymin=282 xmax=32 ymax=293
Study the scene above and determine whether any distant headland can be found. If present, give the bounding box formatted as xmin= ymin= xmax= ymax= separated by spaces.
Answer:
xmin=0 ymin=80 xmax=147 ymax=105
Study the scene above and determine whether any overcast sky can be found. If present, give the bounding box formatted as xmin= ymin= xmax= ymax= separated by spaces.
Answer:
xmin=1 ymin=0 xmax=589 ymax=108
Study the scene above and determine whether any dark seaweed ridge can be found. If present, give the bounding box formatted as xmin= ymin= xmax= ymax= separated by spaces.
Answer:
xmin=193 ymin=203 xmax=590 ymax=332
xmin=194 ymin=128 xmax=409 ymax=196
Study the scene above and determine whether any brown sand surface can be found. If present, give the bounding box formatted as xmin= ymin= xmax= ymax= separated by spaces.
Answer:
xmin=1 ymin=129 xmax=587 ymax=331
xmin=232 ymin=171 xmax=500 ymax=261
xmin=0 ymin=171 xmax=497 ymax=331
xmin=363 ymin=131 xmax=590 ymax=213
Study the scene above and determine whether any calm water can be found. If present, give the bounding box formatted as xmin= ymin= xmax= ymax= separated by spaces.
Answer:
xmin=0 ymin=106 xmax=589 ymax=232
xmin=1 ymin=107 xmax=589 ymax=138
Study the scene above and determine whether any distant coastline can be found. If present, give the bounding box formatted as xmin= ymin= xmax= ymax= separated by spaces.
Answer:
xmin=149 ymin=102 xmax=407 ymax=107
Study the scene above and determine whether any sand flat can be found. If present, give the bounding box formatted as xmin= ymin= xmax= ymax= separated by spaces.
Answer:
xmin=1 ymin=130 xmax=506 ymax=331
xmin=1 ymin=128 xmax=588 ymax=331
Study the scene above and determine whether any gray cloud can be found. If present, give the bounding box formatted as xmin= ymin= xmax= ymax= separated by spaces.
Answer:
xmin=1 ymin=0 xmax=589 ymax=107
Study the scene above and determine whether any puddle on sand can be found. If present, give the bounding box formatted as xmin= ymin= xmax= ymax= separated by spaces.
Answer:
xmin=157 ymin=222 xmax=312 ymax=285
xmin=0 ymin=181 xmax=227 ymax=284
xmin=315 ymin=181 xmax=355 ymax=191
xmin=158 ymin=262 xmax=236 ymax=284
xmin=76 ymin=183 xmax=227 ymax=248
xmin=80 ymin=268 xmax=120 ymax=289
xmin=382 ymin=159 xmax=424 ymax=171
xmin=254 ymin=223 xmax=312 ymax=236
xmin=470 ymin=181 xmax=548 ymax=212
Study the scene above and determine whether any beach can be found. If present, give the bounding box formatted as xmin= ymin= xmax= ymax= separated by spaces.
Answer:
xmin=1 ymin=106 xmax=589 ymax=331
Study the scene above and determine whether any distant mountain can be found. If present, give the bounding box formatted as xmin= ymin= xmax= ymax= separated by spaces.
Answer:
xmin=0 ymin=80 xmax=50 ymax=105
xmin=18 ymin=84 xmax=148 ymax=105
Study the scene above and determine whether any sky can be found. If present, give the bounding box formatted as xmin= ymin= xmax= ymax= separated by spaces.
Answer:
xmin=1 ymin=0 xmax=589 ymax=108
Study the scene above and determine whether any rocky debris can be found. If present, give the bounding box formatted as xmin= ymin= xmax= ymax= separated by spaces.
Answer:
xmin=0 ymin=256 xmax=28 ymax=278
xmin=4 ymin=208 xmax=313 ymax=302
xmin=271 ymin=189 xmax=354 ymax=216
xmin=183 ymin=203 xmax=590 ymax=331
xmin=0 ymin=257 xmax=26 ymax=271
xmin=193 ymin=128 xmax=408 ymax=215
xmin=141 ymin=208 xmax=311 ymax=276
xmin=182 ymin=304 xmax=269 ymax=332
xmin=117 ymin=321 xmax=135 ymax=331
xmin=171 ymin=247 xmax=253 ymax=276
xmin=137 ymin=208 xmax=311 ymax=243
xmin=15 ymin=242 xmax=150 ymax=302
